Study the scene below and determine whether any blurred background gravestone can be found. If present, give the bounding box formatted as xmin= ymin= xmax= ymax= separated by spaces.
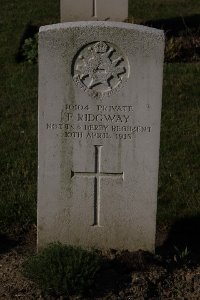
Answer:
xmin=60 ymin=0 xmax=128 ymax=22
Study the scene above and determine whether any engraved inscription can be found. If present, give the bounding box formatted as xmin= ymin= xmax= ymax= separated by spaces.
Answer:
xmin=72 ymin=41 xmax=130 ymax=99
xmin=71 ymin=145 xmax=124 ymax=226
xmin=46 ymin=104 xmax=152 ymax=141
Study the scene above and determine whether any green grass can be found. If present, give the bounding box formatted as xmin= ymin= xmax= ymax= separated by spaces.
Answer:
xmin=129 ymin=0 xmax=200 ymax=21
xmin=23 ymin=243 xmax=101 ymax=297
xmin=0 ymin=0 xmax=59 ymax=234
xmin=158 ymin=63 xmax=200 ymax=223
xmin=0 ymin=0 xmax=199 ymax=234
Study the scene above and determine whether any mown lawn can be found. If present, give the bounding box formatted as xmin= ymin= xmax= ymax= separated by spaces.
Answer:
xmin=158 ymin=63 xmax=200 ymax=223
xmin=0 ymin=0 xmax=60 ymax=233
xmin=129 ymin=0 xmax=200 ymax=21
xmin=0 ymin=0 xmax=199 ymax=234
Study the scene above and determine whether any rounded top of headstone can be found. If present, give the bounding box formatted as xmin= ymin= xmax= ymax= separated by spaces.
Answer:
xmin=39 ymin=21 xmax=164 ymax=40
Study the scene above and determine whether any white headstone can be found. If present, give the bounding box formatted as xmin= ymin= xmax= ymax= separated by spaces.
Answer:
xmin=38 ymin=21 xmax=165 ymax=252
xmin=60 ymin=0 xmax=128 ymax=22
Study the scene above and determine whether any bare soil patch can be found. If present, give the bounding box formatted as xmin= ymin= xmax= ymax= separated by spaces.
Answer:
xmin=1 ymin=223 xmax=200 ymax=299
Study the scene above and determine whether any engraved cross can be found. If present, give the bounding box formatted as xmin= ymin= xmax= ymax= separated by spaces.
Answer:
xmin=71 ymin=145 xmax=124 ymax=227
xmin=92 ymin=0 xmax=97 ymax=18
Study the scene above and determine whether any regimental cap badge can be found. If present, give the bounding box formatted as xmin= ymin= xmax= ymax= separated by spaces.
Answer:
xmin=72 ymin=41 xmax=130 ymax=99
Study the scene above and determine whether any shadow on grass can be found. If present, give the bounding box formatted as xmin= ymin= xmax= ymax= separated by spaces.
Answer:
xmin=16 ymin=14 xmax=200 ymax=63
xmin=16 ymin=22 xmax=40 ymax=62
xmin=144 ymin=14 xmax=200 ymax=37
xmin=157 ymin=215 xmax=200 ymax=263
xmin=0 ymin=234 xmax=19 ymax=254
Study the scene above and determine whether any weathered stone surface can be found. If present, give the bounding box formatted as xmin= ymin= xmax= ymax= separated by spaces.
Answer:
xmin=60 ymin=0 xmax=128 ymax=22
xmin=38 ymin=21 xmax=165 ymax=252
